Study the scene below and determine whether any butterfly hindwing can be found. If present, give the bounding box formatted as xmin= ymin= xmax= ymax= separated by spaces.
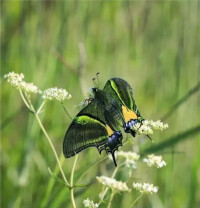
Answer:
xmin=63 ymin=98 xmax=123 ymax=165
xmin=63 ymin=114 xmax=109 ymax=158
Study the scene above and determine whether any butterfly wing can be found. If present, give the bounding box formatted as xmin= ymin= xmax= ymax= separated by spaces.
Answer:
xmin=103 ymin=78 xmax=136 ymax=111
xmin=103 ymin=78 xmax=143 ymax=136
xmin=63 ymin=98 xmax=122 ymax=166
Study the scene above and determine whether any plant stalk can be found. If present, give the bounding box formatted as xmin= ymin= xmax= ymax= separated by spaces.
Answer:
xmin=130 ymin=194 xmax=143 ymax=207
xmin=34 ymin=113 xmax=70 ymax=187
xmin=19 ymin=91 xmax=70 ymax=187
xmin=98 ymin=167 xmax=118 ymax=204
xmin=107 ymin=191 xmax=115 ymax=208
xmin=70 ymin=155 xmax=78 ymax=208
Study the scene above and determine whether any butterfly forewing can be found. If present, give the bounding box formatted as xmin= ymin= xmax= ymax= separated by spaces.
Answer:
xmin=103 ymin=78 xmax=142 ymax=137
xmin=104 ymin=78 xmax=136 ymax=111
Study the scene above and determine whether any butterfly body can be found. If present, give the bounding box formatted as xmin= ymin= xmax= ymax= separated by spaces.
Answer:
xmin=63 ymin=78 xmax=143 ymax=166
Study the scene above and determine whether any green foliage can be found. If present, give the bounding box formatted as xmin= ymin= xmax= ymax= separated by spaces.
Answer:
xmin=1 ymin=1 xmax=200 ymax=208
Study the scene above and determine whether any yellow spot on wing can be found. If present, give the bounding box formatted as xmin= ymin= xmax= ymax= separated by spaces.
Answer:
xmin=106 ymin=125 xmax=113 ymax=136
xmin=122 ymin=105 xmax=137 ymax=122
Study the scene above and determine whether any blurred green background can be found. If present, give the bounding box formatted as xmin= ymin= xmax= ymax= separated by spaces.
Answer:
xmin=1 ymin=1 xmax=200 ymax=208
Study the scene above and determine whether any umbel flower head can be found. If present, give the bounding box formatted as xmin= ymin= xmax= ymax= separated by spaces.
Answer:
xmin=133 ymin=182 xmax=158 ymax=194
xmin=143 ymin=154 xmax=166 ymax=168
xmin=42 ymin=87 xmax=72 ymax=102
xmin=96 ymin=176 xmax=130 ymax=192
xmin=146 ymin=120 xmax=169 ymax=130
xmin=116 ymin=151 xmax=140 ymax=169
xmin=132 ymin=119 xmax=169 ymax=135
xmin=83 ymin=198 xmax=99 ymax=208
xmin=4 ymin=72 xmax=41 ymax=94
xmin=117 ymin=151 xmax=140 ymax=161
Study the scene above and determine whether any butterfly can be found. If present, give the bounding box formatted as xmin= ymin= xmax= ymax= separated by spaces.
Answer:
xmin=63 ymin=78 xmax=145 ymax=166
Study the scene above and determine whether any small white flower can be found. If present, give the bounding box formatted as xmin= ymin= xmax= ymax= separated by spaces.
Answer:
xmin=42 ymin=87 xmax=72 ymax=102
xmin=83 ymin=198 xmax=99 ymax=208
xmin=132 ymin=119 xmax=168 ymax=135
xmin=125 ymin=159 xmax=137 ymax=169
xmin=108 ymin=151 xmax=140 ymax=169
xmin=4 ymin=72 xmax=24 ymax=88
xmin=117 ymin=151 xmax=140 ymax=161
xmin=4 ymin=72 xmax=41 ymax=94
xmin=133 ymin=182 xmax=158 ymax=194
xmin=133 ymin=122 xmax=153 ymax=135
xmin=20 ymin=82 xmax=42 ymax=94
xmin=148 ymin=120 xmax=169 ymax=130
xmin=113 ymin=151 xmax=140 ymax=169
xmin=143 ymin=154 xmax=166 ymax=168
xmin=96 ymin=176 xmax=130 ymax=192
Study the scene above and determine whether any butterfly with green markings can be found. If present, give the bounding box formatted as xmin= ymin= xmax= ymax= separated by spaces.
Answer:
xmin=63 ymin=78 xmax=146 ymax=166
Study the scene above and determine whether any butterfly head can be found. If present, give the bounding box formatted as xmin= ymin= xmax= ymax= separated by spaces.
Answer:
xmin=92 ymin=87 xmax=102 ymax=98
xmin=92 ymin=87 xmax=99 ymax=93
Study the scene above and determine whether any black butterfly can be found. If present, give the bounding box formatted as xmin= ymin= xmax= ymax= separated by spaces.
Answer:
xmin=63 ymin=78 xmax=145 ymax=166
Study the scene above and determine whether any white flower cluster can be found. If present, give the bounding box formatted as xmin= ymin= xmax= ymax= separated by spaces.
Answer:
xmin=96 ymin=176 xmax=130 ymax=192
xmin=83 ymin=198 xmax=99 ymax=208
xmin=19 ymin=82 xmax=42 ymax=94
xmin=117 ymin=151 xmax=140 ymax=161
xmin=4 ymin=72 xmax=24 ymax=87
xmin=133 ymin=123 xmax=153 ymax=134
xmin=125 ymin=160 xmax=137 ymax=169
xmin=132 ymin=119 xmax=168 ymax=135
xmin=4 ymin=72 xmax=41 ymax=94
xmin=133 ymin=182 xmax=158 ymax=194
xmin=42 ymin=87 xmax=72 ymax=102
xmin=117 ymin=151 xmax=140 ymax=169
xmin=144 ymin=120 xmax=169 ymax=130
xmin=143 ymin=154 xmax=166 ymax=168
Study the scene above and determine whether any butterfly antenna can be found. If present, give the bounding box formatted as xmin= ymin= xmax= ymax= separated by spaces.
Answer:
xmin=92 ymin=78 xmax=98 ymax=87
xmin=111 ymin=151 xmax=117 ymax=167
xmin=96 ymin=72 xmax=100 ymax=87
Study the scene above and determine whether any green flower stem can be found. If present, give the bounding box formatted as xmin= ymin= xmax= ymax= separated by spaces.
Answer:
xmin=62 ymin=103 xmax=73 ymax=120
xmin=76 ymin=155 xmax=108 ymax=184
xmin=98 ymin=167 xmax=118 ymax=205
xmin=34 ymin=113 xmax=70 ymax=187
xmin=24 ymin=91 xmax=35 ymax=110
xmin=70 ymin=155 xmax=78 ymax=208
xmin=19 ymin=90 xmax=32 ymax=111
xmin=37 ymin=100 xmax=46 ymax=114
xmin=107 ymin=191 xmax=115 ymax=208
xmin=130 ymin=194 xmax=143 ymax=208
xmin=19 ymin=91 xmax=70 ymax=187
xmin=40 ymin=154 xmax=65 ymax=208
xmin=76 ymin=142 xmax=129 ymax=186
